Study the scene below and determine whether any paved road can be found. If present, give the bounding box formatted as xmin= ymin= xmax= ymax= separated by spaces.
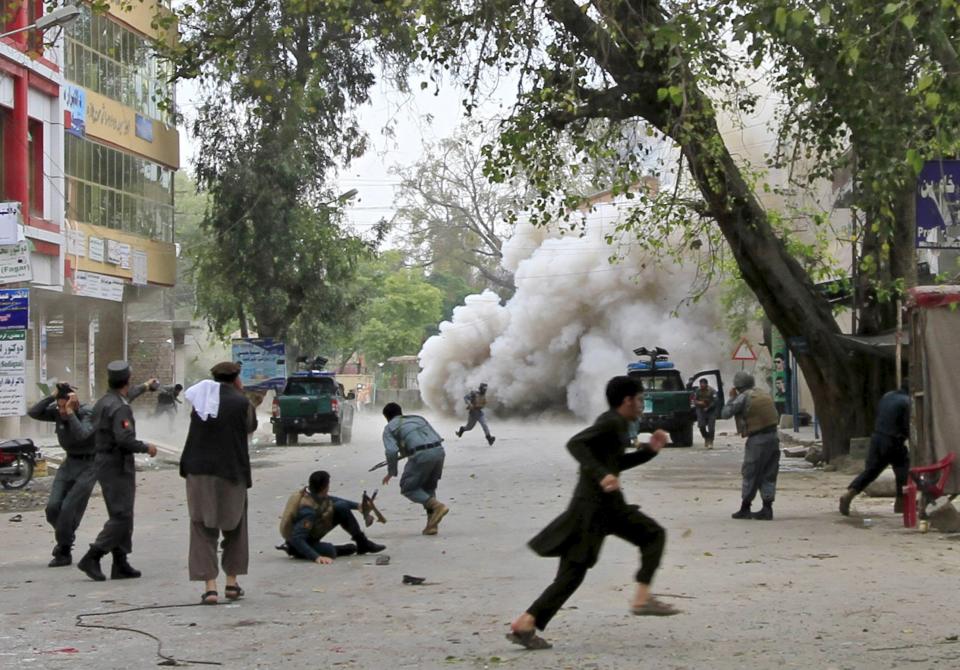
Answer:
xmin=1 ymin=413 xmax=958 ymax=669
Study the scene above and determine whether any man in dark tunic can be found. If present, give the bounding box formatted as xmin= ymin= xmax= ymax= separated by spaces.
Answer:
xmin=180 ymin=362 xmax=257 ymax=605
xmin=77 ymin=361 xmax=159 ymax=582
xmin=507 ymin=376 xmax=679 ymax=651
xmin=839 ymin=379 xmax=911 ymax=516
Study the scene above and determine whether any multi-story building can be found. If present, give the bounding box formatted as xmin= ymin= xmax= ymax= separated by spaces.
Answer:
xmin=0 ymin=1 xmax=180 ymax=434
xmin=56 ymin=0 xmax=180 ymax=397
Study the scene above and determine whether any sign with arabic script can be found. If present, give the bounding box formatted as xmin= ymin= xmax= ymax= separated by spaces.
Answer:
xmin=917 ymin=160 xmax=960 ymax=249
xmin=0 ymin=329 xmax=26 ymax=417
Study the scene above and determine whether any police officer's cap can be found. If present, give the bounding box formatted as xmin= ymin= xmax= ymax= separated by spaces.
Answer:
xmin=211 ymin=361 xmax=242 ymax=382
xmin=107 ymin=360 xmax=131 ymax=385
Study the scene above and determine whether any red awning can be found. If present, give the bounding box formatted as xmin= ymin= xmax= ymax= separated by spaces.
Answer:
xmin=908 ymin=285 xmax=960 ymax=309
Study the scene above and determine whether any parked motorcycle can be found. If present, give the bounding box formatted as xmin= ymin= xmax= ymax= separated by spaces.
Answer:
xmin=0 ymin=439 xmax=37 ymax=490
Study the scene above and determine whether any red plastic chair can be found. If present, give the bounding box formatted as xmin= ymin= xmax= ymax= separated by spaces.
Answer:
xmin=903 ymin=453 xmax=957 ymax=528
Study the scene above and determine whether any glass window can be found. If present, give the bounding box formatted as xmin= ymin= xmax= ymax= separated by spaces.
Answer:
xmin=64 ymin=6 xmax=173 ymax=123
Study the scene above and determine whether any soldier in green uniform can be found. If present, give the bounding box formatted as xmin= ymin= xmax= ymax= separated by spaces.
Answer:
xmin=77 ymin=361 xmax=159 ymax=582
xmin=721 ymin=371 xmax=781 ymax=520
xmin=693 ymin=378 xmax=718 ymax=449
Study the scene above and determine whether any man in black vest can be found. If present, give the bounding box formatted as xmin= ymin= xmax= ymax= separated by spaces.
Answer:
xmin=77 ymin=361 xmax=159 ymax=582
xmin=180 ymin=362 xmax=259 ymax=604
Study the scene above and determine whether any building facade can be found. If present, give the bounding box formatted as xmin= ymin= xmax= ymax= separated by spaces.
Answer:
xmin=0 ymin=1 xmax=179 ymax=435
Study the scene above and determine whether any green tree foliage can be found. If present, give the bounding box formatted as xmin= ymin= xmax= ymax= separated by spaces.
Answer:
xmin=160 ymin=0 xmax=960 ymax=457
xmin=355 ymin=268 xmax=444 ymax=365
xmin=161 ymin=0 xmax=410 ymax=341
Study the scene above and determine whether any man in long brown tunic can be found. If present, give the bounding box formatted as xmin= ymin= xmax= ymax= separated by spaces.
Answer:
xmin=180 ymin=362 xmax=257 ymax=605
xmin=507 ymin=376 xmax=679 ymax=650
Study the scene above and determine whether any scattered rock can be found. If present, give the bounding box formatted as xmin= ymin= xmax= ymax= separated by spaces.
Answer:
xmin=926 ymin=497 xmax=960 ymax=533
xmin=805 ymin=445 xmax=824 ymax=466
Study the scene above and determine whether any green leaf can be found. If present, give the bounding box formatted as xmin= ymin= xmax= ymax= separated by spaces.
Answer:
xmin=901 ymin=14 xmax=917 ymax=30
xmin=906 ymin=149 xmax=924 ymax=174
xmin=774 ymin=7 xmax=788 ymax=32
xmin=925 ymin=91 xmax=942 ymax=109
xmin=884 ymin=2 xmax=902 ymax=14
xmin=818 ymin=6 xmax=831 ymax=24
xmin=917 ymin=74 xmax=934 ymax=91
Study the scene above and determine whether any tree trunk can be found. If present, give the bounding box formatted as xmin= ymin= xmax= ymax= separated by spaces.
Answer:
xmin=545 ymin=0 xmax=906 ymax=459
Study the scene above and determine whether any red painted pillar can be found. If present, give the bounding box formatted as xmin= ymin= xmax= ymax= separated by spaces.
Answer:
xmin=7 ymin=0 xmax=28 ymax=47
xmin=3 ymin=73 xmax=29 ymax=214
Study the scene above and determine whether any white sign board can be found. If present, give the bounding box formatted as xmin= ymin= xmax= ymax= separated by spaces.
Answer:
xmin=0 ymin=329 xmax=26 ymax=417
xmin=74 ymin=271 xmax=125 ymax=302
xmin=0 ymin=202 xmax=22 ymax=246
xmin=132 ymin=249 xmax=148 ymax=286
xmin=119 ymin=243 xmax=132 ymax=270
xmin=88 ymin=236 xmax=105 ymax=262
xmin=0 ymin=241 xmax=32 ymax=285
xmin=67 ymin=229 xmax=87 ymax=256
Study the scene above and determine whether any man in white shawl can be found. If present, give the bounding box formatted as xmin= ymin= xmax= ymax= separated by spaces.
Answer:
xmin=180 ymin=362 xmax=257 ymax=605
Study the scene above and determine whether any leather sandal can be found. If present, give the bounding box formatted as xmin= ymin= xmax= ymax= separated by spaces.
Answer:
xmin=201 ymin=591 xmax=218 ymax=605
xmin=631 ymin=597 xmax=681 ymax=616
xmin=506 ymin=628 xmax=552 ymax=650
xmin=224 ymin=584 xmax=244 ymax=601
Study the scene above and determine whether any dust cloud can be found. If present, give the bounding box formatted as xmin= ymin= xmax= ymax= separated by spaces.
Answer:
xmin=418 ymin=203 xmax=726 ymax=420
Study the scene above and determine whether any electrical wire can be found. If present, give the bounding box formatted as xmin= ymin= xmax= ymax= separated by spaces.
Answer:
xmin=75 ymin=602 xmax=223 ymax=667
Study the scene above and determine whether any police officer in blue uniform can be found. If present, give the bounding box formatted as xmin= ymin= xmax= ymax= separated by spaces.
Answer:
xmin=77 ymin=361 xmax=159 ymax=582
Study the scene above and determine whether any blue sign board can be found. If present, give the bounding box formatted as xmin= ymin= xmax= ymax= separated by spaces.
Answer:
xmin=63 ymin=85 xmax=86 ymax=137
xmin=0 ymin=289 xmax=29 ymax=330
xmin=917 ymin=160 xmax=960 ymax=249
xmin=135 ymin=113 xmax=154 ymax=142
xmin=231 ymin=338 xmax=287 ymax=391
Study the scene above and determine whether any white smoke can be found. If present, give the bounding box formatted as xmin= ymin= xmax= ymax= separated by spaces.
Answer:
xmin=418 ymin=200 xmax=726 ymax=419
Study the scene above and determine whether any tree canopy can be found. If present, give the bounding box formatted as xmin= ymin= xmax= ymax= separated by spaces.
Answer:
xmin=154 ymin=0 xmax=960 ymax=456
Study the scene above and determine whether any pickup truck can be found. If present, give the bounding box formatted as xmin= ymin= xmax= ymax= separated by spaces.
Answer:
xmin=270 ymin=371 xmax=354 ymax=445
xmin=627 ymin=348 xmax=723 ymax=447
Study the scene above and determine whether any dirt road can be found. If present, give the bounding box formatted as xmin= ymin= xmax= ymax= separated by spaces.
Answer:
xmin=1 ymin=413 xmax=957 ymax=669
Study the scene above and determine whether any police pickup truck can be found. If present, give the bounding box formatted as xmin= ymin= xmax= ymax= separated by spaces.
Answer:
xmin=627 ymin=347 xmax=723 ymax=447
xmin=270 ymin=371 xmax=354 ymax=445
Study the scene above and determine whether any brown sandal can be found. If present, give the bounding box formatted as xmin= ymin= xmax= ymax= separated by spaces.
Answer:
xmin=631 ymin=597 xmax=681 ymax=616
xmin=201 ymin=591 xmax=218 ymax=605
xmin=224 ymin=584 xmax=244 ymax=600
xmin=506 ymin=629 xmax=552 ymax=650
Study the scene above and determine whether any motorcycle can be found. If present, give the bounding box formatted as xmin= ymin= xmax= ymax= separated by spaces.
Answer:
xmin=0 ymin=438 xmax=38 ymax=490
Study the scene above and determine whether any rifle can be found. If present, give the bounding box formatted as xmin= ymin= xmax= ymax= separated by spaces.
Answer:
xmin=369 ymin=459 xmax=389 ymax=472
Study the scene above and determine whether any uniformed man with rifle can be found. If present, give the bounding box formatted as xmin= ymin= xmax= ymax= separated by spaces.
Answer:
xmin=721 ymin=371 xmax=781 ymax=520
xmin=77 ymin=361 xmax=160 ymax=581
xmin=380 ymin=403 xmax=450 ymax=535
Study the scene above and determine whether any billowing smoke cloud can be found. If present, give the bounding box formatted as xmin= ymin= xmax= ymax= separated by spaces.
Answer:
xmin=418 ymin=201 xmax=726 ymax=419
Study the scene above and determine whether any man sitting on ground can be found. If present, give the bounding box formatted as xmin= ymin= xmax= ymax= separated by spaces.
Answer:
xmin=277 ymin=471 xmax=385 ymax=564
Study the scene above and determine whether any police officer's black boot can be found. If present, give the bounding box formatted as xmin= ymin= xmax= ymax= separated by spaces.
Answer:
xmin=753 ymin=501 xmax=774 ymax=520
xmin=731 ymin=500 xmax=752 ymax=520
xmin=48 ymin=544 xmax=72 ymax=568
xmin=110 ymin=550 xmax=142 ymax=579
xmin=77 ymin=546 xmax=107 ymax=581
xmin=355 ymin=534 xmax=386 ymax=555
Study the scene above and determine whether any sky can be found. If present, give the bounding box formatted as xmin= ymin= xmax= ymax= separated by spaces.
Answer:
xmin=177 ymin=72 xmax=517 ymax=239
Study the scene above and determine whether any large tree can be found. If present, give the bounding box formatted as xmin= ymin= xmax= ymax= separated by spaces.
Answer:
xmin=164 ymin=1 xmax=407 ymax=342
xmin=392 ymin=125 xmax=519 ymax=295
xmin=162 ymin=0 xmax=960 ymax=457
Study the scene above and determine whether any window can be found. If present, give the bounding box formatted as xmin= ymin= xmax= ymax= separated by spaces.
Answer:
xmin=64 ymin=6 xmax=174 ymax=123
xmin=64 ymin=134 xmax=174 ymax=242
xmin=27 ymin=119 xmax=43 ymax=217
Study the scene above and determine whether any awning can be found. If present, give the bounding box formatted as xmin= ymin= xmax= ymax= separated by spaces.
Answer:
xmin=835 ymin=330 xmax=911 ymax=358
xmin=908 ymin=285 xmax=960 ymax=309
